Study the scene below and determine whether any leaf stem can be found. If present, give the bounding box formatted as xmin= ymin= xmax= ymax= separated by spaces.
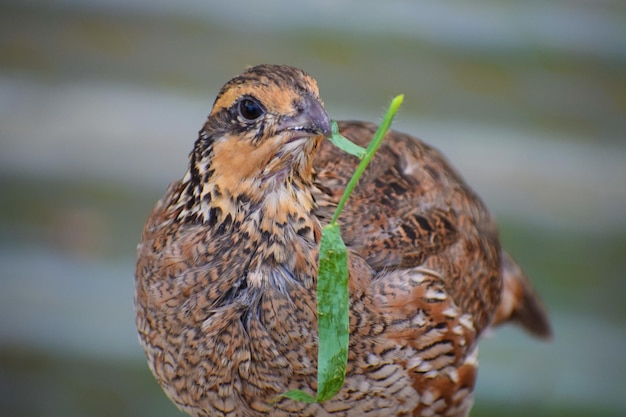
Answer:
xmin=330 ymin=94 xmax=404 ymax=226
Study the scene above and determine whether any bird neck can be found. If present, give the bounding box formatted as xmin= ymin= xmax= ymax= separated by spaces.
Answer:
xmin=174 ymin=162 xmax=321 ymax=278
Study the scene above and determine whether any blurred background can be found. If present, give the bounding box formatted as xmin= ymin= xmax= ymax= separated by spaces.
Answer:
xmin=1 ymin=1 xmax=625 ymax=416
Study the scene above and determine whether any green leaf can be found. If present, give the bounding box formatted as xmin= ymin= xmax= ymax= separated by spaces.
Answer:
xmin=278 ymin=390 xmax=318 ymax=403
xmin=327 ymin=120 xmax=366 ymax=159
xmin=278 ymin=94 xmax=404 ymax=405
xmin=316 ymin=223 xmax=349 ymax=401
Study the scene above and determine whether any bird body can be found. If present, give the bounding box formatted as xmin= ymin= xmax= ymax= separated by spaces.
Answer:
xmin=135 ymin=64 xmax=550 ymax=417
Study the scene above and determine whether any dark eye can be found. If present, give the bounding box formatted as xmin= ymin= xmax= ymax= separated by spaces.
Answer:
xmin=238 ymin=98 xmax=265 ymax=121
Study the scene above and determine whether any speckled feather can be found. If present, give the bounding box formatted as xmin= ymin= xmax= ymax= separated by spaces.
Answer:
xmin=135 ymin=64 xmax=550 ymax=417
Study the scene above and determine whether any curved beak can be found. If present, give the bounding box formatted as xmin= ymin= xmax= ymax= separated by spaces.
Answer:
xmin=278 ymin=94 xmax=331 ymax=138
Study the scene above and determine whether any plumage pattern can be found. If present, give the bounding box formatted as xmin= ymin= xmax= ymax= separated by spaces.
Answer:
xmin=135 ymin=64 xmax=551 ymax=417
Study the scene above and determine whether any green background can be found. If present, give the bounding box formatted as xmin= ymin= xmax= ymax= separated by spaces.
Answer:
xmin=1 ymin=1 xmax=625 ymax=416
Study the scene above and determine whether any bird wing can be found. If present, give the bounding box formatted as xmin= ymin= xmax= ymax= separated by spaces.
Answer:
xmin=314 ymin=120 xmax=551 ymax=339
xmin=313 ymin=121 xmax=502 ymax=334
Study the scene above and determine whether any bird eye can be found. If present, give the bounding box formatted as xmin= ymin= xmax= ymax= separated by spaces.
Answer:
xmin=238 ymin=98 xmax=265 ymax=121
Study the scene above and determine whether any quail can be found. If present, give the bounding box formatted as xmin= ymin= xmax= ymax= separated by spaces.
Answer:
xmin=135 ymin=64 xmax=551 ymax=417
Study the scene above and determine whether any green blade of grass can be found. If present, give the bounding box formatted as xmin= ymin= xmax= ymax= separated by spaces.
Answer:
xmin=279 ymin=94 xmax=404 ymax=404
xmin=315 ymin=223 xmax=350 ymax=401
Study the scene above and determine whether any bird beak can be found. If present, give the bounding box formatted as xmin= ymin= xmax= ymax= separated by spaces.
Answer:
xmin=278 ymin=94 xmax=331 ymax=138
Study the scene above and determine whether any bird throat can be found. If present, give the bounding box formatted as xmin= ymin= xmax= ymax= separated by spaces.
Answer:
xmin=174 ymin=161 xmax=321 ymax=284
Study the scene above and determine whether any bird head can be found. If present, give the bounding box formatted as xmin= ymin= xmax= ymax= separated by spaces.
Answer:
xmin=177 ymin=64 xmax=330 ymax=224
xmin=190 ymin=65 xmax=330 ymax=190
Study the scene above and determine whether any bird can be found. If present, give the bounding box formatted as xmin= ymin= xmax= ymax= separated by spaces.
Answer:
xmin=135 ymin=64 xmax=551 ymax=417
